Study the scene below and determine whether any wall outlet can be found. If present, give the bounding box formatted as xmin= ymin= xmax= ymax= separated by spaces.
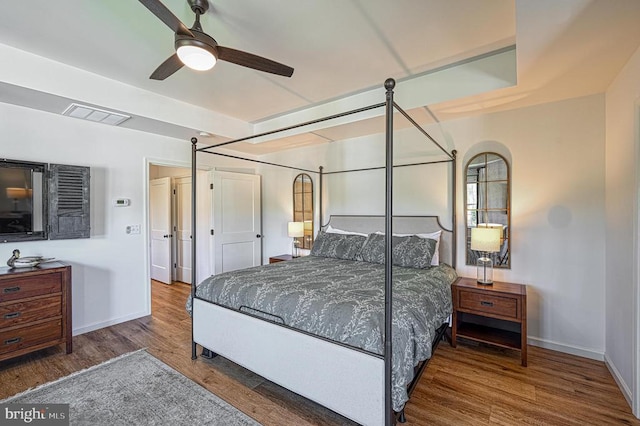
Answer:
xmin=126 ymin=224 xmax=141 ymax=234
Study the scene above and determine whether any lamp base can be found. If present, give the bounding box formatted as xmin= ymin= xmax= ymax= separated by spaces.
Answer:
xmin=476 ymin=255 xmax=494 ymax=285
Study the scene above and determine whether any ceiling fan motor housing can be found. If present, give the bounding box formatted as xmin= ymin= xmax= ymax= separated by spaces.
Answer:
xmin=175 ymin=30 xmax=219 ymax=58
xmin=188 ymin=0 xmax=209 ymax=15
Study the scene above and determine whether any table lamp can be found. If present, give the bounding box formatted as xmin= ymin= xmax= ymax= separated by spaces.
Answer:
xmin=470 ymin=227 xmax=502 ymax=284
xmin=6 ymin=187 xmax=30 ymax=211
xmin=287 ymin=221 xmax=304 ymax=257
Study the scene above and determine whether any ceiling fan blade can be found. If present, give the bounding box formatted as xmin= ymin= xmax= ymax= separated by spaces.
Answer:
xmin=138 ymin=0 xmax=194 ymax=37
xmin=217 ymin=46 xmax=294 ymax=77
xmin=150 ymin=53 xmax=184 ymax=80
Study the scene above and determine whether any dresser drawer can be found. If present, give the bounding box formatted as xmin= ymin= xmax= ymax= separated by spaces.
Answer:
xmin=0 ymin=319 xmax=62 ymax=355
xmin=0 ymin=273 xmax=62 ymax=302
xmin=0 ymin=295 xmax=62 ymax=328
xmin=458 ymin=290 xmax=519 ymax=319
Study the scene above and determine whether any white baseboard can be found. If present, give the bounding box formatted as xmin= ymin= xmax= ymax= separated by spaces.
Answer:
xmin=527 ymin=336 xmax=603 ymax=361
xmin=604 ymin=352 xmax=633 ymax=409
xmin=72 ymin=309 xmax=150 ymax=336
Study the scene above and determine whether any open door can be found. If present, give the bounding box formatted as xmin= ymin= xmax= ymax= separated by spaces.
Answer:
xmin=150 ymin=177 xmax=172 ymax=284
xmin=213 ymin=171 xmax=262 ymax=273
xmin=174 ymin=176 xmax=192 ymax=284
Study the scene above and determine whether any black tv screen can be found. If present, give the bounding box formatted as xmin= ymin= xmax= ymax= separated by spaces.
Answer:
xmin=0 ymin=159 xmax=46 ymax=242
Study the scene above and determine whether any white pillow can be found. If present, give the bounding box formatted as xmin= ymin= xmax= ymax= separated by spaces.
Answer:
xmin=373 ymin=230 xmax=442 ymax=265
xmin=325 ymin=225 xmax=368 ymax=237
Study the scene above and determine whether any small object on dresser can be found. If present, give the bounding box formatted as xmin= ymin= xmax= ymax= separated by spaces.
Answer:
xmin=6 ymin=249 xmax=20 ymax=268
xmin=6 ymin=249 xmax=54 ymax=268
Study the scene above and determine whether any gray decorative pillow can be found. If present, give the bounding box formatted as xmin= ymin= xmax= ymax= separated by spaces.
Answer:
xmin=310 ymin=231 xmax=367 ymax=260
xmin=357 ymin=233 xmax=436 ymax=269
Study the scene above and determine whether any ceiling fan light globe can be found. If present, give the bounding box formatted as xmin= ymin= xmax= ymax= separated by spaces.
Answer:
xmin=176 ymin=45 xmax=216 ymax=71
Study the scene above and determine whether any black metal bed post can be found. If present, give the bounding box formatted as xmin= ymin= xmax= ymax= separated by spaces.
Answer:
xmin=384 ymin=78 xmax=395 ymax=426
xmin=451 ymin=150 xmax=458 ymax=268
xmin=191 ymin=137 xmax=198 ymax=360
xmin=318 ymin=166 xmax=323 ymax=228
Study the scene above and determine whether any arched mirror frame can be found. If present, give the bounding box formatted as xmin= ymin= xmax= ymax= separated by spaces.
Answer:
xmin=293 ymin=173 xmax=314 ymax=250
xmin=464 ymin=152 xmax=511 ymax=269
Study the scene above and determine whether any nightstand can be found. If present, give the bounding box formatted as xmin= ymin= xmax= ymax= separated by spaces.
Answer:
xmin=451 ymin=277 xmax=527 ymax=366
xmin=269 ymin=254 xmax=294 ymax=264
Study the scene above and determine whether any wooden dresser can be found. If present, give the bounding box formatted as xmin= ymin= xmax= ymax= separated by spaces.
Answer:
xmin=0 ymin=262 xmax=72 ymax=362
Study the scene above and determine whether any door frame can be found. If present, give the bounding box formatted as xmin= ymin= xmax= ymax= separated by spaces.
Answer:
xmin=143 ymin=158 xmax=212 ymax=316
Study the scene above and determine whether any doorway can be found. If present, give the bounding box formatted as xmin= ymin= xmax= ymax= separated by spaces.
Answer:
xmin=149 ymin=165 xmax=209 ymax=285
xmin=146 ymin=161 xmax=213 ymax=322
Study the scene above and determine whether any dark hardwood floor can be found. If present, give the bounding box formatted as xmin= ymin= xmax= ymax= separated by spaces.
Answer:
xmin=1 ymin=280 xmax=638 ymax=425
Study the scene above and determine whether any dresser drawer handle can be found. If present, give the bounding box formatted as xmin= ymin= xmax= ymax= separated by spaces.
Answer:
xmin=480 ymin=301 xmax=494 ymax=307
xmin=3 ymin=286 xmax=21 ymax=294
xmin=3 ymin=312 xmax=21 ymax=319
xmin=4 ymin=337 xmax=21 ymax=345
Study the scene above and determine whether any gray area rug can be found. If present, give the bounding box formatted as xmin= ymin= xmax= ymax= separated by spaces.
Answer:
xmin=1 ymin=350 xmax=262 ymax=426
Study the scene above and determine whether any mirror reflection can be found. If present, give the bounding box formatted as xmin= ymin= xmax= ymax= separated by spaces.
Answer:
xmin=465 ymin=153 xmax=510 ymax=268
xmin=0 ymin=161 xmax=46 ymax=241
xmin=293 ymin=173 xmax=314 ymax=249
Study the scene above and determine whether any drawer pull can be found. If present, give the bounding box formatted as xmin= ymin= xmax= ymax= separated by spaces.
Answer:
xmin=3 ymin=286 xmax=21 ymax=294
xmin=3 ymin=312 xmax=21 ymax=319
xmin=4 ymin=337 xmax=21 ymax=345
xmin=480 ymin=301 xmax=494 ymax=307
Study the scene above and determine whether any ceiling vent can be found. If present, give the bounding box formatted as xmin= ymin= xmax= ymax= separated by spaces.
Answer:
xmin=62 ymin=103 xmax=130 ymax=126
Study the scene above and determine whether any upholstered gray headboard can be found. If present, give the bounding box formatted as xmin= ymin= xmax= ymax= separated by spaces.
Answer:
xmin=324 ymin=215 xmax=455 ymax=267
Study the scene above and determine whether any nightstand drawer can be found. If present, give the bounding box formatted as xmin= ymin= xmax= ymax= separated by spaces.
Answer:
xmin=459 ymin=290 xmax=518 ymax=319
xmin=0 ymin=295 xmax=62 ymax=328
xmin=0 ymin=273 xmax=62 ymax=302
xmin=0 ymin=319 xmax=62 ymax=355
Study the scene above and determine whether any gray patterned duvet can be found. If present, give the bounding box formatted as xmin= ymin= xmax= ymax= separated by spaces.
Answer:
xmin=186 ymin=255 xmax=456 ymax=411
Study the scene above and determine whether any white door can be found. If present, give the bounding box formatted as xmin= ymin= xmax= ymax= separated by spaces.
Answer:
xmin=150 ymin=177 xmax=172 ymax=284
xmin=175 ymin=176 xmax=192 ymax=284
xmin=213 ymin=171 xmax=262 ymax=273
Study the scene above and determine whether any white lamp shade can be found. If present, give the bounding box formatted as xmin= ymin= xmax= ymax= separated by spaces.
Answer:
xmin=470 ymin=227 xmax=501 ymax=252
xmin=287 ymin=222 xmax=304 ymax=238
xmin=6 ymin=187 xmax=30 ymax=199
xmin=176 ymin=45 xmax=217 ymax=71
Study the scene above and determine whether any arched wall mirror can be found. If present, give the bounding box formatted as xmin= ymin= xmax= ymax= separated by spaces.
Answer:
xmin=465 ymin=152 xmax=511 ymax=269
xmin=293 ymin=173 xmax=314 ymax=250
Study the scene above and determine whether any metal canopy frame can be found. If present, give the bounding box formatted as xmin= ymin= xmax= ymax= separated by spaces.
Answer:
xmin=190 ymin=78 xmax=457 ymax=426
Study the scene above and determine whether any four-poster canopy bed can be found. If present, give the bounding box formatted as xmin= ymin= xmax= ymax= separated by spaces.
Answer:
xmin=188 ymin=79 xmax=458 ymax=426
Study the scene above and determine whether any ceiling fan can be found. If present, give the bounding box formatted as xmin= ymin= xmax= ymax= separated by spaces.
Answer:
xmin=138 ymin=0 xmax=294 ymax=80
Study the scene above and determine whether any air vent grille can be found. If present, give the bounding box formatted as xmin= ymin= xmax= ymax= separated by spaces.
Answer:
xmin=57 ymin=169 xmax=85 ymax=212
xmin=62 ymin=103 xmax=130 ymax=126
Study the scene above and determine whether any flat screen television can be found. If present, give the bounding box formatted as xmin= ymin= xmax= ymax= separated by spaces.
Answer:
xmin=0 ymin=159 xmax=47 ymax=242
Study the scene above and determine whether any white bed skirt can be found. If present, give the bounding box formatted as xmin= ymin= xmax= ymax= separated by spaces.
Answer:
xmin=193 ymin=298 xmax=385 ymax=426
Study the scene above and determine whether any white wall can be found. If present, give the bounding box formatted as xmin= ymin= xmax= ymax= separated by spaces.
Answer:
xmin=261 ymin=94 xmax=607 ymax=360
xmin=2 ymin=84 xmax=607 ymax=367
xmin=0 ymin=102 xmax=202 ymax=334
xmin=605 ymin=43 xmax=640 ymax=411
